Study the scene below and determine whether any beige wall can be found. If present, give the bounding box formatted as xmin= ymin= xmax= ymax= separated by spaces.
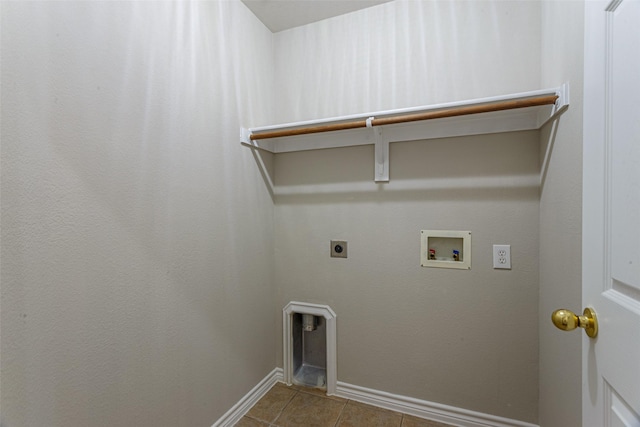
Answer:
xmin=272 ymin=2 xmax=542 ymax=423
xmin=273 ymin=1 xmax=542 ymax=123
xmin=538 ymin=2 xmax=585 ymax=426
xmin=0 ymin=2 xmax=276 ymax=426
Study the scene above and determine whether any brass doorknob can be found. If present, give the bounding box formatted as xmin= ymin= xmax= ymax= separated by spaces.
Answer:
xmin=551 ymin=307 xmax=598 ymax=338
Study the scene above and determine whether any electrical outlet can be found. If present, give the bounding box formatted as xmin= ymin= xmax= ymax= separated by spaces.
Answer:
xmin=493 ymin=245 xmax=511 ymax=269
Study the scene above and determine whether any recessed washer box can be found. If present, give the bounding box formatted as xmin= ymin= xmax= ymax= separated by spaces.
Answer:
xmin=420 ymin=230 xmax=471 ymax=270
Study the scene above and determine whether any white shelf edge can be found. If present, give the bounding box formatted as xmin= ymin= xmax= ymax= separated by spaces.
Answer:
xmin=240 ymin=84 xmax=570 ymax=182
xmin=247 ymin=85 xmax=567 ymax=133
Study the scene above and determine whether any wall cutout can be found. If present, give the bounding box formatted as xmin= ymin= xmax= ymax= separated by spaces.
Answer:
xmin=420 ymin=230 xmax=471 ymax=270
xmin=283 ymin=302 xmax=337 ymax=395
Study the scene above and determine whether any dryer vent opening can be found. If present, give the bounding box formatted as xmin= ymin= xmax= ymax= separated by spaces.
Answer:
xmin=292 ymin=313 xmax=326 ymax=388
xmin=283 ymin=302 xmax=337 ymax=395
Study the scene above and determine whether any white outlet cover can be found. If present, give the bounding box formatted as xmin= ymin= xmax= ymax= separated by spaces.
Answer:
xmin=493 ymin=244 xmax=511 ymax=269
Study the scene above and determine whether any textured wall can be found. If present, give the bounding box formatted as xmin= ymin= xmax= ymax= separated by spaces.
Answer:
xmin=538 ymin=2 xmax=585 ymax=426
xmin=272 ymin=2 xmax=542 ymax=422
xmin=273 ymin=0 xmax=542 ymax=123
xmin=0 ymin=2 xmax=276 ymax=426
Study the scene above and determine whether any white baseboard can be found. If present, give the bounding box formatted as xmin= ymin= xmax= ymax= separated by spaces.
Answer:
xmin=212 ymin=368 xmax=283 ymax=427
xmin=212 ymin=368 xmax=538 ymax=427
xmin=335 ymin=381 xmax=539 ymax=427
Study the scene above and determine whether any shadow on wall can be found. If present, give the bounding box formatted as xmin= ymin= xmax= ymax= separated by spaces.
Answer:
xmin=248 ymin=130 xmax=542 ymax=205
xmin=539 ymin=117 xmax=562 ymax=191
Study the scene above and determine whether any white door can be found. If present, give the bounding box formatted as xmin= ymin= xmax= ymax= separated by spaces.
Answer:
xmin=583 ymin=0 xmax=640 ymax=425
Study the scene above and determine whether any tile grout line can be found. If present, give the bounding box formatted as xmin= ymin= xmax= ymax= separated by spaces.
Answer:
xmin=331 ymin=398 xmax=351 ymax=427
xmin=243 ymin=384 xmax=299 ymax=427
xmin=241 ymin=383 xmax=453 ymax=427
xmin=271 ymin=387 xmax=299 ymax=427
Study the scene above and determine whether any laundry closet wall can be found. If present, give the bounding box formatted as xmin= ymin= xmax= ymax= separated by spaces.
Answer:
xmin=1 ymin=2 xmax=276 ymax=426
xmin=272 ymin=1 xmax=542 ymax=423
xmin=538 ymin=2 xmax=584 ymax=425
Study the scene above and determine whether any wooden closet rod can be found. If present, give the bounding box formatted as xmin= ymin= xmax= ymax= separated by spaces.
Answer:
xmin=250 ymin=94 xmax=558 ymax=141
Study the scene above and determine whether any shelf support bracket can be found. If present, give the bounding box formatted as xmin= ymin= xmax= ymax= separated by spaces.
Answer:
xmin=240 ymin=127 xmax=275 ymax=153
xmin=556 ymin=82 xmax=570 ymax=112
xmin=240 ymin=127 xmax=252 ymax=145
xmin=373 ymin=126 xmax=389 ymax=182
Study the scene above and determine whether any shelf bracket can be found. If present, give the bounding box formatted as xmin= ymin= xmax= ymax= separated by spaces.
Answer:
xmin=536 ymin=83 xmax=570 ymax=127
xmin=240 ymin=127 xmax=275 ymax=153
xmin=556 ymin=82 xmax=570 ymax=112
xmin=373 ymin=126 xmax=389 ymax=182
xmin=240 ymin=127 xmax=252 ymax=145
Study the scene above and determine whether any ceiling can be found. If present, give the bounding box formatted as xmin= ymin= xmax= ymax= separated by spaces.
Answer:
xmin=241 ymin=0 xmax=393 ymax=32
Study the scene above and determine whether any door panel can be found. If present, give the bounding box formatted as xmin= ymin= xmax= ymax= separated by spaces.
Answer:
xmin=605 ymin=382 xmax=640 ymax=427
xmin=583 ymin=0 xmax=640 ymax=425
xmin=610 ymin=0 xmax=640 ymax=292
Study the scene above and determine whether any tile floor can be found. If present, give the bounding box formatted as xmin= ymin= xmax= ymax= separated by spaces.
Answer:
xmin=235 ymin=383 xmax=455 ymax=427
